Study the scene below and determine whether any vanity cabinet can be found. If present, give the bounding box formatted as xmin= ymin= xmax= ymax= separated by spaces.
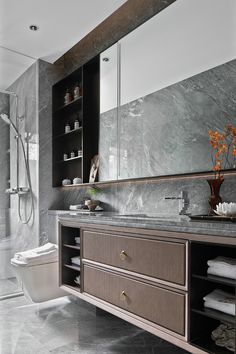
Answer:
xmin=59 ymin=220 xmax=236 ymax=354
xmin=82 ymin=230 xmax=187 ymax=286
xmin=83 ymin=265 xmax=186 ymax=335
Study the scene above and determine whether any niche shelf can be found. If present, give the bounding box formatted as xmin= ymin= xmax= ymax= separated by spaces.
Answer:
xmin=190 ymin=242 xmax=236 ymax=354
xmin=59 ymin=225 xmax=81 ymax=292
xmin=52 ymin=56 xmax=99 ymax=187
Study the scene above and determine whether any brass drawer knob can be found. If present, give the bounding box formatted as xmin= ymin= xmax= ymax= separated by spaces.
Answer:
xmin=120 ymin=290 xmax=127 ymax=301
xmin=120 ymin=250 xmax=127 ymax=260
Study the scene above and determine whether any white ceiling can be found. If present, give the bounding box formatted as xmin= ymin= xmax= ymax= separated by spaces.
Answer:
xmin=0 ymin=0 xmax=126 ymax=90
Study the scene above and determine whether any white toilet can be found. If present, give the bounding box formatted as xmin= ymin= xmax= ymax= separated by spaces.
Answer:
xmin=11 ymin=244 xmax=66 ymax=303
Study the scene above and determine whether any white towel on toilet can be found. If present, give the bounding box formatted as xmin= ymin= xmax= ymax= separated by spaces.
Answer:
xmin=13 ymin=243 xmax=58 ymax=266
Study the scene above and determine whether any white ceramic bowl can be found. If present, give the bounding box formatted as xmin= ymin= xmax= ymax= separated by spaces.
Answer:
xmin=214 ymin=202 xmax=236 ymax=216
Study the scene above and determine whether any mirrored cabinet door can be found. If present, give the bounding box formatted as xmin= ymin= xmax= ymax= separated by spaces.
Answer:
xmin=99 ymin=0 xmax=236 ymax=182
xmin=117 ymin=0 xmax=236 ymax=180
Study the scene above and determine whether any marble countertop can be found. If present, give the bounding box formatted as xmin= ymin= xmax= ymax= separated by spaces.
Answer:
xmin=49 ymin=210 xmax=236 ymax=238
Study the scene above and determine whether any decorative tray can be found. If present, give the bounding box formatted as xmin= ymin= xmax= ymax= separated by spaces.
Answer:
xmin=189 ymin=215 xmax=236 ymax=222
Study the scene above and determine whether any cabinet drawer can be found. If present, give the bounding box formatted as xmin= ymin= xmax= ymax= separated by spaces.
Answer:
xmin=83 ymin=265 xmax=185 ymax=335
xmin=82 ymin=230 xmax=186 ymax=285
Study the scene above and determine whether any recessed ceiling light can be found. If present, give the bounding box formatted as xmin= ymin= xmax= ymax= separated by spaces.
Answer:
xmin=29 ymin=25 xmax=39 ymax=31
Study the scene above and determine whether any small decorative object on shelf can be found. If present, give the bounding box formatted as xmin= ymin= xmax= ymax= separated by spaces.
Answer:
xmin=73 ymin=84 xmax=80 ymax=100
xmin=78 ymin=149 xmax=82 ymax=157
xmin=62 ymin=178 xmax=71 ymax=186
xmin=65 ymin=123 xmax=70 ymax=133
xmin=63 ymin=153 xmax=68 ymax=161
xmin=70 ymin=151 xmax=75 ymax=159
xmin=89 ymin=155 xmax=99 ymax=183
xmin=64 ymin=88 xmax=72 ymax=105
xmin=214 ymin=202 xmax=236 ymax=217
xmin=74 ymin=119 xmax=80 ymax=130
xmin=208 ymin=124 xmax=236 ymax=214
xmin=73 ymin=177 xmax=82 ymax=185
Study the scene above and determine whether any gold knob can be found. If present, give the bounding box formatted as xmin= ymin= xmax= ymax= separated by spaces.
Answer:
xmin=120 ymin=290 xmax=127 ymax=301
xmin=120 ymin=250 xmax=127 ymax=261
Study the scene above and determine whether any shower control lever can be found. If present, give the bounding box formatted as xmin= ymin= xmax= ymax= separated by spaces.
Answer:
xmin=5 ymin=187 xmax=30 ymax=195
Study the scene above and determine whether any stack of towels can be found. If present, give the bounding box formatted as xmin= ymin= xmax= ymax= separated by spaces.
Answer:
xmin=207 ymin=256 xmax=236 ymax=279
xmin=212 ymin=323 xmax=235 ymax=352
xmin=204 ymin=289 xmax=235 ymax=316
xmin=12 ymin=243 xmax=58 ymax=266
xmin=71 ymin=256 xmax=80 ymax=266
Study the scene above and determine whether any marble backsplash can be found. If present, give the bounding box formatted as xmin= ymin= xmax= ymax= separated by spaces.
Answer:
xmin=57 ymin=174 xmax=236 ymax=218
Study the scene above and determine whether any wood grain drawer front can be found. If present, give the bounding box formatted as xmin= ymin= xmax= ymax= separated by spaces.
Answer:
xmin=83 ymin=266 xmax=185 ymax=335
xmin=82 ymin=230 xmax=186 ymax=285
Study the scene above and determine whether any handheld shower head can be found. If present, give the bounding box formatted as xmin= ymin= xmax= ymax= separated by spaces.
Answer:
xmin=0 ymin=113 xmax=10 ymax=125
xmin=0 ymin=113 xmax=20 ymax=136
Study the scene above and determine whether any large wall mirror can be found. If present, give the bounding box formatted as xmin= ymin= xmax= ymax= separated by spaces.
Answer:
xmin=99 ymin=0 xmax=236 ymax=182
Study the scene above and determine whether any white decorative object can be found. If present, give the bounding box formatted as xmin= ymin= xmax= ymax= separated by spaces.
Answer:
xmin=214 ymin=202 xmax=236 ymax=216
xmin=62 ymin=178 xmax=71 ymax=186
xmin=73 ymin=177 xmax=82 ymax=185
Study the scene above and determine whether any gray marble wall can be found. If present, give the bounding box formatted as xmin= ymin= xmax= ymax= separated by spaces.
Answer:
xmin=0 ymin=94 xmax=10 ymax=238
xmin=100 ymin=59 xmax=236 ymax=180
xmin=38 ymin=59 xmax=65 ymax=244
xmin=8 ymin=63 xmax=39 ymax=253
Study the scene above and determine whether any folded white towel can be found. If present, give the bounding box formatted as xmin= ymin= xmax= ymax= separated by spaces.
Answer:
xmin=204 ymin=289 xmax=235 ymax=316
xmin=74 ymin=237 xmax=80 ymax=244
xmin=207 ymin=257 xmax=236 ymax=280
xmin=208 ymin=256 xmax=236 ymax=268
xmin=71 ymin=256 xmax=80 ymax=266
xmin=13 ymin=243 xmax=58 ymax=265
xmin=207 ymin=264 xmax=236 ymax=280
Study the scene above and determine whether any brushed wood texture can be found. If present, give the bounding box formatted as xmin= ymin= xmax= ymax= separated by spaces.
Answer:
xmin=82 ymin=230 xmax=186 ymax=285
xmin=83 ymin=265 xmax=185 ymax=335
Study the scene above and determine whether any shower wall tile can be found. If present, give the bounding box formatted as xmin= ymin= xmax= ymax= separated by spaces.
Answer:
xmin=8 ymin=63 xmax=39 ymax=250
xmin=0 ymin=93 xmax=10 ymax=237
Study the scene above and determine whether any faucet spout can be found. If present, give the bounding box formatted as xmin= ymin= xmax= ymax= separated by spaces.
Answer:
xmin=164 ymin=191 xmax=189 ymax=215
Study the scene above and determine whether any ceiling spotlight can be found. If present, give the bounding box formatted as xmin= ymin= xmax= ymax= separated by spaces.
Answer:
xmin=29 ymin=25 xmax=39 ymax=31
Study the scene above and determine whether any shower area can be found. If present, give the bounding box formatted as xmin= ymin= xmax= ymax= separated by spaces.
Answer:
xmin=0 ymin=79 xmax=37 ymax=299
xmin=0 ymin=92 xmax=20 ymax=297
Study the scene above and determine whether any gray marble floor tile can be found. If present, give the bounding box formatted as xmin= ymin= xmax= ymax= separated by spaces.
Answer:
xmin=0 ymin=295 xmax=188 ymax=354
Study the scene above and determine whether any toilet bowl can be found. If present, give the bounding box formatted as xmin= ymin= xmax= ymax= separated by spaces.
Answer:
xmin=11 ymin=245 xmax=66 ymax=303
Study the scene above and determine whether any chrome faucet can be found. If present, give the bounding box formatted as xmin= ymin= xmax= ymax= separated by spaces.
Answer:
xmin=165 ymin=191 xmax=189 ymax=215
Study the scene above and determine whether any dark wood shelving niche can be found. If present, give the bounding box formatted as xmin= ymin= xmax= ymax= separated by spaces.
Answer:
xmin=59 ymin=226 xmax=81 ymax=292
xmin=52 ymin=56 xmax=99 ymax=187
xmin=190 ymin=242 xmax=236 ymax=354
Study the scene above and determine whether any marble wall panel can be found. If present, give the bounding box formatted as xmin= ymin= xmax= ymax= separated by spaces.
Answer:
xmin=8 ymin=63 xmax=39 ymax=252
xmin=100 ymin=59 xmax=236 ymax=180
xmin=0 ymin=93 xmax=10 ymax=238
xmin=38 ymin=60 xmax=65 ymax=244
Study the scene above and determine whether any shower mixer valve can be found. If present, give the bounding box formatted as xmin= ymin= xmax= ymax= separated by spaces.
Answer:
xmin=5 ymin=187 xmax=30 ymax=195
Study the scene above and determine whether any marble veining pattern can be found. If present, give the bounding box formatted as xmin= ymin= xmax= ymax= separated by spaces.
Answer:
xmin=0 ymin=93 xmax=10 ymax=238
xmin=7 ymin=63 xmax=39 ymax=254
xmin=100 ymin=59 xmax=236 ymax=180
xmin=0 ymin=295 xmax=188 ymax=354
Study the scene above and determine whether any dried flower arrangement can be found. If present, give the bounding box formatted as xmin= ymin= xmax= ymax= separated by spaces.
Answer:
xmin=208 ymin=124 xmax=236 ymax=179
